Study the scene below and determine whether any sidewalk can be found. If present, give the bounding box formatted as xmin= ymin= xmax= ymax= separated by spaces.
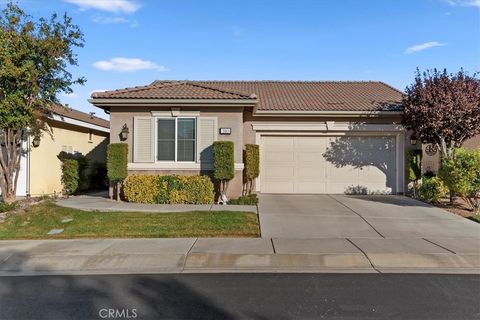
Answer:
xmin=0 ymin=237 xmax=478 ymax=276
xmin=56 ymin=195 xmax=257 ymax=213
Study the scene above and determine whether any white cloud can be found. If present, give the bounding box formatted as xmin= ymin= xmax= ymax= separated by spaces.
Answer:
xmin=92 ymin=16 xmax=129 ymax=24
xmin=443 ymin=0 xmax=480 ymax=7
xmin=404 ymin=41 xmax=447 ymax=54
xmin=64 ymin=0 xmax=140 ymax=13
xmin=93 ymin=57 xmax=168 ymax=72
xmin=61 ymin=92 xmax=79 ymax=98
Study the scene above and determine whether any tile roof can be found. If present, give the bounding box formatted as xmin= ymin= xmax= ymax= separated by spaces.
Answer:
xmin=91 ymin=81 xmax=257 ymax=100
xmin=48 ymin=105 xmax=110 ymax=129
xmin=91 ymin=80 xmax=403 ymax=112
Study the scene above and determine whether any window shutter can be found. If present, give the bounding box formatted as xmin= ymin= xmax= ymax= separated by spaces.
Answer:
xmin=197 ymin=117 xmax=217 ymax=165
xmin=134 ymin=117 xmax=155 ymax=163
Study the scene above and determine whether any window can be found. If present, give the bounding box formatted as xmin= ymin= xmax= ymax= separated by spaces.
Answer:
xmin=157 ymin=118 xmax=196 ymax=162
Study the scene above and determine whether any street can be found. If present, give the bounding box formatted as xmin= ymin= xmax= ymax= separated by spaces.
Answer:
xmin=0 ymin=274 xmax=478 ymax=320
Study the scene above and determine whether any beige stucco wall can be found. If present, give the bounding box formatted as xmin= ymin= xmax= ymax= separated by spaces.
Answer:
xmin=109 ymin=106 xmax=246 ymax=198
xmin=29 ymin=120 xmax=108 ymax=196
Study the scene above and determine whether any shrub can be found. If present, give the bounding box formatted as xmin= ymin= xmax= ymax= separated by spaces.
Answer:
xmin=407 ymin=149 xmax=422 ymax=182
xmin=228 ymin=194 xmax=258 ymax=205
xmin=124 ymin=174 xmax=215 ymax=204
xmin=0 ymin=201 xmax=17 ymax=213
xmin=61 ymin=159 xmax=79 ymax=195
xmin=107 ymin=143 xmax=128 ymax=182
xmin=213 ymin=141 xmax=235 ymax=203
xmin=417 ymin=177 xmax=448 ymax=204
xmin=439 ymin=148 xmax=480 ymax=213
xmin=58 ymin=151 xmax=89 ymax=190
xmin=107 ymin=143 xmax=128 ymax=200
xmin=123 ymin=175 xmax=159 ymax=204
xmin=244 ymin=144 xmax=259 ymax=195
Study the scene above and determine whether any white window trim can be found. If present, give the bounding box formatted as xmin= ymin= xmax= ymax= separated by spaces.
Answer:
xmin=155 ymin=116 xmax=197 ymax=163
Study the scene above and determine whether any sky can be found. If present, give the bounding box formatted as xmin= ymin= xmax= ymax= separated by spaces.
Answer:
xmin=4 ymin=0 xmax=480 ymax=119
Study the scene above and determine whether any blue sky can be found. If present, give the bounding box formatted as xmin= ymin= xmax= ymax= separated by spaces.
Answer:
xmin=6 ymin=0 xmax=480 ymax=119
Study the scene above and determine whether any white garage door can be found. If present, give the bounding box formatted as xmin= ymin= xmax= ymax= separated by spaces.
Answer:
xmin=261 ymin=135 xmax=397 ymax=194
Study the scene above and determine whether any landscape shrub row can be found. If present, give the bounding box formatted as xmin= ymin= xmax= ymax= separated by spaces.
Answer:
xmin=123 ymin=174 xmax=215 ymax=204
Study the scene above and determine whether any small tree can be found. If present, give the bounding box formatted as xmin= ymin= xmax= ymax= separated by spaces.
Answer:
xmin=213 ymin=141 xmax=234 ymax=204
xmin=107 ymin=143 xmax=128 ymax=201
xmin=439 ymin=148 xmax=480 ymax=214
xmin=406 ymin=149 xmax=422 ymax=197
xmin=244 ymin=144 xmax=259 ymax=195
xmin=402 ymin=69 xmax=480 ymax=160
xmin=0 ymin=2 xmax=85 ymax=203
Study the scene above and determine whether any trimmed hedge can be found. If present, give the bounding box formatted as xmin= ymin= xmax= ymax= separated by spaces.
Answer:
xmin=123 ymin=174 xmax=215 ymax=204
xmin=244 ymin=144 xmax=259 ymax=195
xmin=107 ymin=143 xmax=128 ymax=182
xmin=61 ymin=159 xmax=79 ymax=195
xmin=228 ymin=194 xmax=258 ymax=205
xmin=407 ymin=149 xmax=422 ymax=182
xmin=123 ymin=175 xmax=159 ymax=203
xmin=213 ymin=141 xmax=235 ymax=181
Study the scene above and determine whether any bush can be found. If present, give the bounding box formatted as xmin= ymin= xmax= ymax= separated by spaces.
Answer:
xmin=228 ymin=194 xmax=258 ymax=205
xmin=213 ymin=141 xmax=235 ymax=181
xmin=244 ymin=144 xmax=259 ymax=195
xmin=439 ymin=148 xmax=480 ymax=213
xmin=107 ymin=143 xmax=128 ymax=182
xmin=417 ymin=177 xmax=448 ymax=204
xmin=124 ymin=174 xmax=215 ymax=204
xmin=407 ymin=149 xmax=422 ymax=182
xmin=58 ymin=151 xmax=89 ymax=190
xmin=61 ymin=159 xmax=79 ymax=195
xmin=123 ymin=175 xmax=159 ymax=204
xmin=0 ymin=201 xmax=17 ymax=213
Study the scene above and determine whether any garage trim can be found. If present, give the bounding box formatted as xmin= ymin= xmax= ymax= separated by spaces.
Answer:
xmin=253 ymin=123 xmax=405 ymax=194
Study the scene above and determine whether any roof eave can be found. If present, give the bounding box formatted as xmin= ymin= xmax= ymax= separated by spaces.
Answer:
xmin=89 ymin=98 xmax=258 ymax=109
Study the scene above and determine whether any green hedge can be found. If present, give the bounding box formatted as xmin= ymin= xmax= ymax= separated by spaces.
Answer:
xmin=61 ymin=159 xmax=79 ymax=195
xmin=107 ymin=143 xmax=128 ymax=182
xmin=407 ymin=149 xmax=422 ymax=182
xmin=245 ymin=144 xmax=259 ymax=180
xmin=228 ymin=194 xmax=258 ymax=205
xmin=123 ymin=174 xmax=215 ymax=204
xmin=213 ymin=141 xmax=235 ymax=181
xmin=417 ymin=177 xmax=448 ymax=204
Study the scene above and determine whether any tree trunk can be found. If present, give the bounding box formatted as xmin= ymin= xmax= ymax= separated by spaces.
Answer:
xmin=116 ymin=181 xmax=120 ymax=201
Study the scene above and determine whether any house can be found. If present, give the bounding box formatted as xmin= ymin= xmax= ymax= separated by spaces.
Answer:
xmin=15 ymin=105 xmax=110 ymax=197
xmin=90 ymin=80 xmax=410 ymax=197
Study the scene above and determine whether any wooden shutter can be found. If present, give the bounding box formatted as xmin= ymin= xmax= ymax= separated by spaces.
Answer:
xmin=197 ymin=117 xmax=217 ymax=165
xmin=133 ymin=117 xmax=155 ymax=163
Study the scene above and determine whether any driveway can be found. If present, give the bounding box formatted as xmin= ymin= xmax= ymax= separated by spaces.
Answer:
xmin=258 ymin=194 xmax=480 ymax=239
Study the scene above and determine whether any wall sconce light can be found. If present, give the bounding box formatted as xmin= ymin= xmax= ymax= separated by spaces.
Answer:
xmin=120 ymin=123 xmax=129 ymax=141
xmin=410 ymin=134 xmax=417 ymax=146
xmin=32 ymin=136 xmax=41 ymax=148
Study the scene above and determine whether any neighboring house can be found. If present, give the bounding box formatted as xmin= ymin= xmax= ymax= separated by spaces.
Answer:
xmin=422 ymin=135 xmax=480 ymax=174
xmin=15 ymin=105 xmax=109 ymax=197
xmin=90 ymin=81 xmax=410 ymax=197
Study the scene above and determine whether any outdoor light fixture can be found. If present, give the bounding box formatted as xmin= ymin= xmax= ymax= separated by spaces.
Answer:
xmin=120 ymin=123 xmax=129 ymax=141
xmin=32 ymin=136 xmax=40 ymax=148
xmin=410 ymin=134 xmax=417 ymax=146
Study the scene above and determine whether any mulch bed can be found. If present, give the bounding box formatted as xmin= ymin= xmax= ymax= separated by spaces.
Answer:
xmin=435 ymin=197 xmax=477 ymax=219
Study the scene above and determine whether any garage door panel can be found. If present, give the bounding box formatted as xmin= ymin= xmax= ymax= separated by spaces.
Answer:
xmin=261 ymin=135 xmax=397 ymax=194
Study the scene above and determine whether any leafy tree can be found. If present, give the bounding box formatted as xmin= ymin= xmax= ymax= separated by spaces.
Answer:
xmin=0 ymin=2 xmax=84 ymax=203
xmin=439 ymin=148 xmax=480 ymax=214
xmin=402 ymin=69 xmax=480 ymax=160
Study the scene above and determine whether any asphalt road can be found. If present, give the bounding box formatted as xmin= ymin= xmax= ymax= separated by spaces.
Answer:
xmin=0 ymin=274 xmax=479 ymax=320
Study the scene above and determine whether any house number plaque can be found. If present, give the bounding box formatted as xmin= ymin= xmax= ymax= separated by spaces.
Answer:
xmin=219 ymin=128 xmax=231 ymax=135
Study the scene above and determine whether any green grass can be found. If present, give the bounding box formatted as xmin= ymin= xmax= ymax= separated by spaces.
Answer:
xmin=467 ymin=215 xmax=480 ymax=223
xmin=0 ymin=201 xmax=260 ymax=239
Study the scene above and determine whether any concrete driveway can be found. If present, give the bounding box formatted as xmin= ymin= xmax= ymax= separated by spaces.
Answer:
xmin=258 ymin=194 xmax=480 ymax=239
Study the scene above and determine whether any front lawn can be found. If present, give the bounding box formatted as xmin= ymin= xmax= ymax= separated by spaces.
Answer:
xmin=467 ymin=215 xmax=480 ymax=223
xmin=0 ymin=201 xmax=260 ymax=239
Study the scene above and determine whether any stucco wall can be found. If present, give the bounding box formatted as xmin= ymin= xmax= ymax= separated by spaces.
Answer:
xmin=29 ymin=120 xmax=108 ymax=196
